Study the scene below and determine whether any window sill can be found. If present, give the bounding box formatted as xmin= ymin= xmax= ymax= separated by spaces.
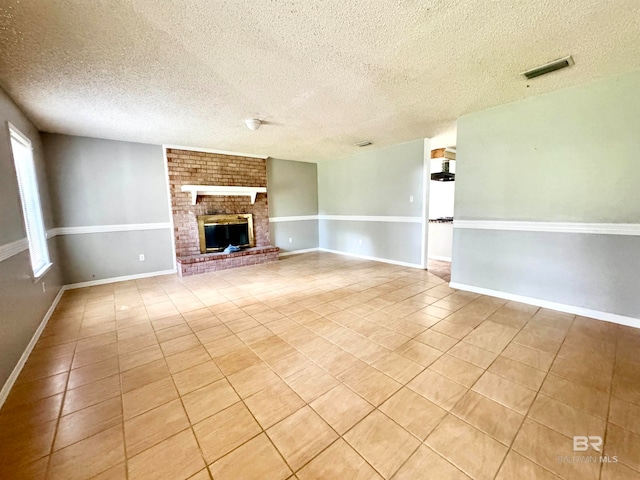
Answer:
xmin=33 ymin=262 xmax=53 ymax=283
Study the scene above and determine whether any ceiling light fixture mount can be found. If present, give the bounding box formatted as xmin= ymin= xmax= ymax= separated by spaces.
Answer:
xmin=245 ymin=118 xmax=262 ymax=130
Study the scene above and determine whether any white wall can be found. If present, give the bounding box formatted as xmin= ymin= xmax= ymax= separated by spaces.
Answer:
xmin=428 ymin=159 xmax=456 ymax=219
xmin=428 ymin=159 xmax=455 ymax=261
xmin=427 ymin=223 xmax=453 ymax=261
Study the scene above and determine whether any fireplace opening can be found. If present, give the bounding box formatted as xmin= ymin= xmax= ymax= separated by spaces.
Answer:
xmin=197 ymin=214 xmax=254 ymax=253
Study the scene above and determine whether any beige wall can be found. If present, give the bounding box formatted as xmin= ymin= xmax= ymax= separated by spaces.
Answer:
xmin=267 ymin=158 xmax=318 ymax=217
xmin=267 ymin=158 xmax=319 ymax=253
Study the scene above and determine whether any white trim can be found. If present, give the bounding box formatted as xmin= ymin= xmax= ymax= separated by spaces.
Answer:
xmin=0 ymin=237 xmax=29 ymax=262
xmin=163 ymin=144 xmax=269 ymax=159
xmin=0 ymin=286 xmax=66 ymax=410
xmin=7 ymin=121 xmax=32 ymax=146
xmin=428 ymin=255 xmax=452 ymax=262
xmin=318 ymin=248 xmax=423 ymax=269
xmin=454 ymin=220 xmax=640 ymax=236
xmin=318 ymin=215 xmax=422 ymax=223
xmin=269 ymin=215 xmax=424 ymax=223
xmin=279 ymin=248 xmax=319 ymax=257
xmin=421 ymin=138 xmax=431 ymax=269
xmin=33 ymin=262 xmax=53 ymax=281
xmin=65 ymin=268 xmax=177 ymax=290
xmin=162 ymin=147 xmax=178 ymax=272
xmin=269 ymin=215 xmax=318 ymax=223
xmin=55 ymin=223 xmax=172 ymax=235
xmin=181 ymin=185 xmax=267 ymax=205
xmin=449 ymin=282 xmax=640 ymax=329
xmin=0 ymin=224 xmax=172 ymax=264
xmin=270 ymin=215 xmax=424 ymax=223
xmin=9 ymin=122 xmax=51 ymax=279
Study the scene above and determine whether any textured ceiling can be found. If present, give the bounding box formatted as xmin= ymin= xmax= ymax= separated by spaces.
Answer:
xmin=0 ymin=1 xmax=638 ymax=161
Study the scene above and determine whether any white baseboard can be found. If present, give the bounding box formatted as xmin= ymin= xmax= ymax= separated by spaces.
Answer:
xmin=449 ymin=282 xmax=640 ymax=329
xmin=279 ymin=248 xmax=319 ymax=257
xmin=65 ymin=268 xmax=177 ymax=290
xmin=0 ymin=286 xmax=66 ymax=410
xmin=318 ymin=248 xmax=423 ymax=269
xmin=428 ymin=255 xmax=452 ymax=262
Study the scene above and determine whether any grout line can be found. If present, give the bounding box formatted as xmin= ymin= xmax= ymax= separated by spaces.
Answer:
xmin=115 ymin=322 xmax=130 ymax=480
xmin=6 ymin=256 xmax=632 ymax=480
xmin=489 ymin=313 xmax=576 ymax=480
xmin=599 ymin=327 xmax=619 ymax=480
xmin=152 ymin=287 xmax=218 ymax=478
xmin=43 ymin=299 xmax=94 ymax=478
xmin=390 ymin=303 xmax=541 ymax=479
xmin=257 ymin=290 xmax=471 ymax=477
xmin=0 ymin=258 xmax=432 ymax=476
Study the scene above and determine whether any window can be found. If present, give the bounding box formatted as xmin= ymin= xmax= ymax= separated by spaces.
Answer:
xmin=9 ymin=123 xmax=51 ymax=279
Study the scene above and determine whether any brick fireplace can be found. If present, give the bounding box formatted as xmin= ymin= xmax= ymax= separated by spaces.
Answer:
xmin=166 ymin=148 xmax=279 ymax=276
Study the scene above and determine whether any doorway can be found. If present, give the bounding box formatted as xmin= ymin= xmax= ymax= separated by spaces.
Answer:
xmin=427 ymin=147 xmax=455 ymax=282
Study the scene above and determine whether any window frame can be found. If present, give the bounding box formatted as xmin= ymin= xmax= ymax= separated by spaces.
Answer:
xmin=8 ymin=122 xmax=52 ymax=280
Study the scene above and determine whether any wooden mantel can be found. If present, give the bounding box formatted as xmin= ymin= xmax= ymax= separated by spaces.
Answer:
xmin=180 ymin=185 xmax=267 ymax=205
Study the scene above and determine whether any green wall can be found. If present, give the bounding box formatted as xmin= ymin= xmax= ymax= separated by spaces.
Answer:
xmin=317 ymin=139 xmax=427 ymax=266
xmin=455 ymin=70 xmax=640 ymax=223
xmin=318 ymin=140 xmax=424 ymax=217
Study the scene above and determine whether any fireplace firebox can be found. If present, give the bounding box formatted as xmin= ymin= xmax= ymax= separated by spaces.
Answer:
xmin=197 ymin=214 xmax=254 ymax=253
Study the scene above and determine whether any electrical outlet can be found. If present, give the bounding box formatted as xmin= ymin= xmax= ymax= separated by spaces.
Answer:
xmin=42 ymin=282 xmax=46 ymax=293
xmin=409 ymin=195 xmax=414 ymax=203
xmin=139 ymin=254 xmax=145 ymax=262
xmin=288 ymin=237 xmax=293 ymax=243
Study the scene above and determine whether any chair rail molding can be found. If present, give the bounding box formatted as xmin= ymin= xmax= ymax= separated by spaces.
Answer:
xmin=453 ymin=220 xmax=640 ymax=236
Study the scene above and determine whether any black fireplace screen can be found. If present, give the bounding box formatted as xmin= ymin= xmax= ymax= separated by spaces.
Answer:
xmin=197 ymin=214 xmax=254 ymax=253
xmin=204 ymin=223 xmax=250 ymax=251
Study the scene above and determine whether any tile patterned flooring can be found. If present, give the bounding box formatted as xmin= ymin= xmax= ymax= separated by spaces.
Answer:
xmin=1 ymin=252 xmax=639 ymax=479
xmin=426 ymin=259 xmax=451 ymax=283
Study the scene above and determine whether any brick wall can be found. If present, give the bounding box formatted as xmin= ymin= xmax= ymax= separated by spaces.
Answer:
xmin=167 ymin=148 xmax=270 ymax=257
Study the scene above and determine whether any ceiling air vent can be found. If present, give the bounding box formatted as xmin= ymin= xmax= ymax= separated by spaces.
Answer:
xmin=522 ymin=55 xmax=574 ymax=80
xmin=355 ymin=141 xmax=372 ymax=147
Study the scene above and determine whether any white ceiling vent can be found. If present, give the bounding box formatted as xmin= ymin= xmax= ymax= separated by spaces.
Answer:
xmin=522 ymin=56 xmax=574 ymax=80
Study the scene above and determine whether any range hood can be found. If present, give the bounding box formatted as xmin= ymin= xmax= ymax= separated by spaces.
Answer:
xmin=431 ymin=147 xmax=456 ymax=182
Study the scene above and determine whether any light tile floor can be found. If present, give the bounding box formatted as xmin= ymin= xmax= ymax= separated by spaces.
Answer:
xmin=1 ymin=252 xmax=639 ymax=479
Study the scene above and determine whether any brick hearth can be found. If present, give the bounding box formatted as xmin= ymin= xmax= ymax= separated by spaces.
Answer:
xmin=176 ymin=246 xmax=280 ymax=276
xmin=166 ymin=148 xmax=279 ymax=276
